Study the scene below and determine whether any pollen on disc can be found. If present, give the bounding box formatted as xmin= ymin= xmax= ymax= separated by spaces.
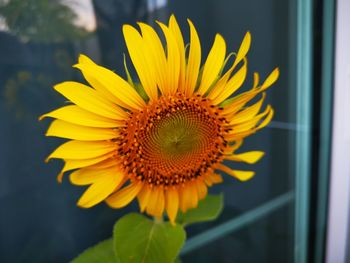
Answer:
xmin=118 ymin=93 xmax=228 ymax=187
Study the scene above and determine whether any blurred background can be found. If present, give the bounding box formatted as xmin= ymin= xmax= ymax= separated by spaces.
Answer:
xmin=0 ymin=0 xmax=348 ymax=262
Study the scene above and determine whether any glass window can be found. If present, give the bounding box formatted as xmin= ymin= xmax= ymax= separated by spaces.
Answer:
xmin=0 ymin=0 xmax=331 ymax=262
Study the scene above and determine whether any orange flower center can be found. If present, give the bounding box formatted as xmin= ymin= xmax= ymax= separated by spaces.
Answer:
xmin=118 ymin=93 xmax=228 ymax=187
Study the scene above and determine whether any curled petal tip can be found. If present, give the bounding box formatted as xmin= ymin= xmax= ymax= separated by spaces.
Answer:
xmin=57 ymin=172 xmax=64 ymax=183
xmin=38 ymin=114 xmax=45 ymax=121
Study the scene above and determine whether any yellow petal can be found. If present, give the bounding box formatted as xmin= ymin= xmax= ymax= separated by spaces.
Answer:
xmin=154 ymin=188 xmax=165 ymax=217
xmin=222 ymin=67 xmax=277 ymax=117
xmin=261 ymin=68 xmax=279 ymax=91
xmin=46 ymin=120 xmax=118 ymax=141
xmin=83 ymin=158 xmax=119 ymax=170
xmin=77 ymin=169 xmax=124 ymax=208
xmin=207 ymin=61 xmax=235 ymax=100
xmin=47 ymin=140 xmax=116 ymax=161
xmin=225 ymin=151 xmax=265 ymax=164
xmin=58 ymin=154 xmax=115 ymax=183
xmin=40 ymin=105 xmax=122 ymax=128
xmin=146 ymin=187 xmax=160 ymax=216
xmin=197 ymin=34 xmax=226 ymax=95
xmin=169 ymin=15 xmax=186 ymax=93
xmin=225 ymin=129 xmax=256 ymax=141
xmin=179 ymin=182 xmax=198 ymax=213
xmin=123 ymin=25 xmax=158 ymax=101
xmin=232 ymin=31 xmax=251 ymax=68
xmin=253 ymin=72 xmax=260 ymax=88
xmin=208 ymin=32 xmax=250 ymax=100
xmin=179 ymin=187 xmax=187 ymax=213
xmin=137 ymin=185 xmax=152 ymax=212
xmin=211 ymin=173 xmax=224 ymax=184
xmin=56 ymin=172 xmax=64 ymax=184
xmin=228 ymin=106 xmax=273 ymax=139
xmin=204 ymin=173 xmax=223 ymax=186
xmin=158 ymin=22 xmax=181 ymax=95
xmin=230 ymin=105 xmax=272 ymax=133
xmin=62 ymin=153 xmax=115 ymax=173
xmin=228 ymin=93 xmax=266 ymax=125
xmin=77 ymin=179 xmax=115 ymax=208
xmin=54 ymin=81 xmax=128 ymax=120
xmin=187 ymin=182 xmax=199 ymax=209
xmin=195 ymin=179 xmax=208 ymax=200
xmin=77 ymin=55 xmax=119 ymax=102
xmin=203 ymin=175 xmax=213 ymax=186
xmin=70 ymin=165 xmax=123 ymax=186
xmin=212 ymin=58 xmax=247 ymax=105
xmin=165 ymin=187 xmax=179 ymax=224
xmin=224 ymin=140 xmax=243 ymax=154
xmin=221 ymin=90 xmax=257 ymax=117
xmin=75 ymin=55 xmax=146 ymax=110
xmin=106 ymin=181 xmax=143 ymax=208
xmin=216 ymin=164 xmax=255 ymax=181
xmin=184 ymin=19 xmax=201 ymax=96
xmin=146 ymin=187 xmax=167 ymax=217
xmin=259 ymin=107 xmax=274 ymax=129
xmin=138 ymin=22 xmax=167 ymax=94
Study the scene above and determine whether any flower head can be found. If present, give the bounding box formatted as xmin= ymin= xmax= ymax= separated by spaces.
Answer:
xmin=41 ymin=15 xmax=279 ymax=223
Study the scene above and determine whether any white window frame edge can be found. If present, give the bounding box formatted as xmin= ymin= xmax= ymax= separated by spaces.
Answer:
xmin=326 ymin=0 xmax=350 ymax=262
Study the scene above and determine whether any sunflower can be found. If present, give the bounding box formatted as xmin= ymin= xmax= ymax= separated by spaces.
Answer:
xmin=41 ymin=15 xmax=279 ymax=223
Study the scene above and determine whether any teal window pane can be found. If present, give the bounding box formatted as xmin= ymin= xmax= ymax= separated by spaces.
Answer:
xmin=183 ymin=203 xmax=294 ymax=263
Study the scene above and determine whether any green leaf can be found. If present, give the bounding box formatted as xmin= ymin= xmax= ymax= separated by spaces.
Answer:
xmin=113 ymin=213 xmax=186 ymax=263
xmin=71 ymin=239 xmax=117 ymax=263
xmin=177 ymin=194 xmax=224 ymax=226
